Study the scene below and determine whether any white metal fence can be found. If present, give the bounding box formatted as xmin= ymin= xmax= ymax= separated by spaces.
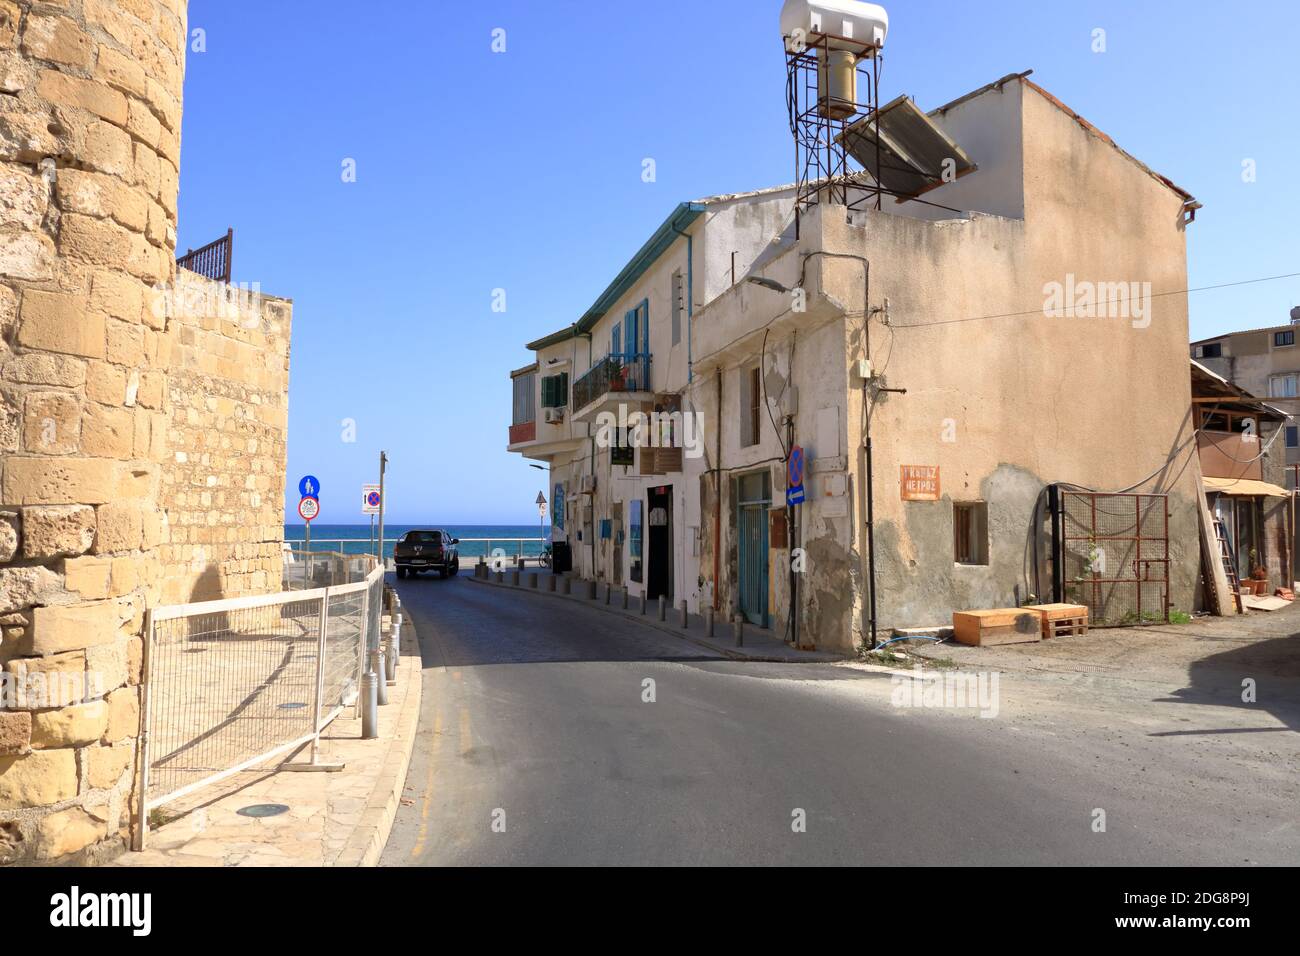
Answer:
xmin=137 ymin=561 xmax=386 ymax=846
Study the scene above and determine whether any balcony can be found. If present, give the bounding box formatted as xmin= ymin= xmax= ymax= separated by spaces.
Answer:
xmin=570 ymin=352 xmax=653 ymax=422
xmin=508 ymin=420 xmax=535 ymax=445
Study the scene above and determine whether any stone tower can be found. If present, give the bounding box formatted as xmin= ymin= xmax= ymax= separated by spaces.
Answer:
xmin=1 ymin=0 xmax=188 ymax=862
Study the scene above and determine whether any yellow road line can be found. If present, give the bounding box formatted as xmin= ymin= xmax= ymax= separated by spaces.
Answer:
xmin=409 ymin=705 xmax=443 ymax=859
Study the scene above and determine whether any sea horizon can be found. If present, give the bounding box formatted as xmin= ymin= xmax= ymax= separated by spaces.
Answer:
xmin=284 ymin=522 xmax=551 ymax=560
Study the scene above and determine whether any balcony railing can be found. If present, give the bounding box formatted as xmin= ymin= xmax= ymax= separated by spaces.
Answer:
xmin=508 ymin=420 xmax=536 ymax=445
xmin=177 ymin=228 xmax=233 ymax=283
xmin=571 ymin=352 xmax=652 ymax=412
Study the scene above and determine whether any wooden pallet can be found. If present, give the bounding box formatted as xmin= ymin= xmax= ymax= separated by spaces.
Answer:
xmin=1024 ymin=603 xmax=1089 ymax=639
xmin=952 ymin=608 xmax=1042 ymax=646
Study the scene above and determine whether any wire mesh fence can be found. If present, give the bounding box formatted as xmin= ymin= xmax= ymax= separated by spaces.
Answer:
xmin=141 ymin=562 xmax=386 ymax=824
xmin=1060 ymin=491 xmax=1170 ymax=626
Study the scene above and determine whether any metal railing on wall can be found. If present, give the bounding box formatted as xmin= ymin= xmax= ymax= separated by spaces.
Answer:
xmin=571 ymin=352 xmax=652 ymax=411
xmin=176 ymin=228 xmax=233 ymax=284
xmin=136 ymin=561 xmax=385 ymax=848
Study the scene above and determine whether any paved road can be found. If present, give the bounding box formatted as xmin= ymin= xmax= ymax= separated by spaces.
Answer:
xmin=381 ymin=576 xmax=1298 ymax=866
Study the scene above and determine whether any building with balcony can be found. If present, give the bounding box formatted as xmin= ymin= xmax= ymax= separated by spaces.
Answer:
xmin=507 ymin=71 xmax=1217 ymax=652
xmin=1191 ymin=309 xmax=1300 ymax=483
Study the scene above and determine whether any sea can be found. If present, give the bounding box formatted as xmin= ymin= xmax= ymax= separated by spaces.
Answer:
xmin=284 ymin=523 xmax=550 ymax=561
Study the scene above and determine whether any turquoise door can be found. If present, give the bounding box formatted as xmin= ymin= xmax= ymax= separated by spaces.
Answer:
xmin=737 ymin=471 xmax=770 ymax=626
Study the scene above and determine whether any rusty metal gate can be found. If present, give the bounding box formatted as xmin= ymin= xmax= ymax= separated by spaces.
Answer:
xmin=1054 ymin=490 xmax=1170 ymax=626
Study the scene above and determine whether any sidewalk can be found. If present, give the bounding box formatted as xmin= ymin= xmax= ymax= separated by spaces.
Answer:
xmin=468 ymin=567 xmax=843 ymax=663
xmin=112 ymin=616 xmax=423 ymax=867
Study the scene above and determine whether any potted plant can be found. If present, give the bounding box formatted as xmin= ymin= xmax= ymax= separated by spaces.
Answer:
xmin=1248 ymin=549 xmax=1268 ymax=594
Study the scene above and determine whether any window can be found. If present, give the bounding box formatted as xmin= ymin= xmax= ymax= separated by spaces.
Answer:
xmin=1275 ymin=330 xmax=1295 ymax=348
xmin=401 ymin=531 xmax=442 ymax=543
xmin=740 ymin=364 xmax=761 ymax=447
xmin=1193 ymin=342 xmax=1222 ymax=359
xmin=623 ymin=299 xmax=648 ymax=357
xmin=512 ymin=372 xmax=536 ymax=424
xmin=953 ymin=502 xmax=989 ymax=565
xmin=541 ymin=373 xmax=569 ymax=408
xmin=611 ymin=427 xmax=634 ymax=466
xmin=1288 ymin=426 xmax=1299 ymax=449
xmin=1270 ymin=373 xmax=1298 ymax=398
xmin=671 ymin=270 xmax=684 ymax=346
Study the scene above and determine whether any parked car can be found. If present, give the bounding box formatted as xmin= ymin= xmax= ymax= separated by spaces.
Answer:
xmin=394 ymin=529 xmax=459 ymax=579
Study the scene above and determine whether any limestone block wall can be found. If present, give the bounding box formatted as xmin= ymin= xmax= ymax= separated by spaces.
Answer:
xmin=158 ymin=270 xmax=290 ymax=605
xmin=0 ymin=0 xmax=189 ymax=863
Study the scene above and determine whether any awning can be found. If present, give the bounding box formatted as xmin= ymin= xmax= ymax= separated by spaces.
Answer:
xmin=1202 ymin=476 xmax=1291 ymax=497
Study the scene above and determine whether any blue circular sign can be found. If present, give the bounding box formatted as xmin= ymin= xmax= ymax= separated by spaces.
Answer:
xmin=298 ymin=475 xmax=320 ymax=498
xmin=788 ymin=447 xmax=804 ymax=487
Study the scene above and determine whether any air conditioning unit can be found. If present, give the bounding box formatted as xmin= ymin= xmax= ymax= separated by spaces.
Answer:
xmin=544 ymin=407 xmax=565 ymax=424
xmin=579 ymin=475 xmax=597 ymax=495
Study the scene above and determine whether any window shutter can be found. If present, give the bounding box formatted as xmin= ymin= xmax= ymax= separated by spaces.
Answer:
xmin=559 ymin=372 xmax=569 ymax=407
xmin=541 ymin=376 xmax=554 ymax=408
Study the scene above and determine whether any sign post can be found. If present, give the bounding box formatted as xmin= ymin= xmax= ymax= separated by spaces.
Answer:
xmin=297 ymin=489 xmax=320 ymax=588
xmin=362 ymin=484 xmax=381 ymax=558
xmin=536 ymin=491 xmax=547 ymax=564
xmin=377 ymin=452 xmax=387 ymax=571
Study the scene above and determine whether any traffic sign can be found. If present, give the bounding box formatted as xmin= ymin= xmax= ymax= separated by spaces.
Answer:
xmin=298 ymin=495 xmax=320 ymax=522
xmin=787 ymin=446 xmax=805 ymax=506
xmin=362 ymin=483 xmax=381 ymax=514
xmin=299 ymin=475 xmax=321 ymax=498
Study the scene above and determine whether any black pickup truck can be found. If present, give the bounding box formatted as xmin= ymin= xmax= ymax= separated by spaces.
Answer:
xmin=393 ymin=529 xmax=460 ymax=579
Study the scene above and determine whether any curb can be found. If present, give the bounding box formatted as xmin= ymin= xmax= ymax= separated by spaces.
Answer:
xmin=465 ymin=573 xmax=840 ymax=664
xmin=334 ymin=617 xmax=423 ymax=867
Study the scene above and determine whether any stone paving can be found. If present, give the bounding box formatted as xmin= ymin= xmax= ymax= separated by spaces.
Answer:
xmin=111 ymin=617 xmax=421 ymax=867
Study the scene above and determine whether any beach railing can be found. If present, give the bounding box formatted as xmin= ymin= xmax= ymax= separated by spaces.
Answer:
xmin=286 ymin=538 xmax=550 ymax=567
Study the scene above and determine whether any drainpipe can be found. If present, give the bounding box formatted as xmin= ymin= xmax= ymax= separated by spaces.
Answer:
xmin=714 ymin=367 xmax=722 ymax=611
xmin=669 ymin=217 xmax=694 ymax=384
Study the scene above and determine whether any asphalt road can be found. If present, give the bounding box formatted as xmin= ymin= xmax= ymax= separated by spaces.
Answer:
xmin=381 ymin=575 xmax=1299 ymax=866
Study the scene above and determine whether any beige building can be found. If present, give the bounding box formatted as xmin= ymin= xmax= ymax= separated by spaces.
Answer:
xmin=0 ymin=1 xmax=293 ymax=862
xmin=1192 ymin=311 xmax=1300 ymax=482
xmin=507 ymin=71 xmax=1213 ymax=654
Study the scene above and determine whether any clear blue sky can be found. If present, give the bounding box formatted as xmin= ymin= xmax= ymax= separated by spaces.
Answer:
xmin=175 ymin=1 xmax=1300 ymax=525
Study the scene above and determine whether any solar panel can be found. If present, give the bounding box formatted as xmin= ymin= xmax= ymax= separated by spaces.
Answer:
xmin=839 ymin=95 xmax=977 ymax=198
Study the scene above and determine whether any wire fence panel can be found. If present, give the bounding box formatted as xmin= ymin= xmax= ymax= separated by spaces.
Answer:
xmin=142 ymin=563 xmax=385 ymax=819
xmin=1060 ymin=491 xmax=1170 ymax=626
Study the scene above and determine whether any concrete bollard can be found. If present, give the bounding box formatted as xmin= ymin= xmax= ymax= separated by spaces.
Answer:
xmin=679 ymin=599 xmax=688 ymax=629
xmin=494 ymin=570 xmax=503 ymax=584
xmin=546 ymin=575 xmax=556 ymax=591
xmin=605 ymin=584 xmax=612 ymax=605
xmin=560 ymin=576 xmax=570 ymax=595
xmin=586 ymin=580 xmax=597 ymax=600
xmin=733 ymin=614 xmax=744 ymax=647
xmin=526 ymin=572 xmax=537 ymax=588
xmin=385 ymin=629 xmax=398 ymax=685
xmin=640 ymin=593 xmax=647 ymax=615
xmin=360 ymin=665 xmax=379 ymax=739
xmin=372 ymin=648 xmax=389 ymax=706
xmin=705 ymin=606 xmax=714 ymax=638
xmin=658 ymin=595 xmax=666 ymax=621
xmin=622 ymin=587 xmax=629 ymax=610
xmin=509 ymin=570 xmax=520 ymax=586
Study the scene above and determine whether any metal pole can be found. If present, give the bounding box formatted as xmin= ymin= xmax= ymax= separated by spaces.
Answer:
xmin=133 ymin=610 xmax=154 ymax=851
xmin=377 ymin=450 xmax=387 ymax=572
xmin=305 ymin=521 xmax=312 ymax=590
xmin=309 ymin=588 xmax=330 ymax=764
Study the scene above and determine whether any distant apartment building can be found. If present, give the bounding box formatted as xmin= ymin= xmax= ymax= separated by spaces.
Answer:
xmin=506 ymin=72 xmax=1212 ymax=653
xmin=1191 ymin=308 xmax=1300 ymax=483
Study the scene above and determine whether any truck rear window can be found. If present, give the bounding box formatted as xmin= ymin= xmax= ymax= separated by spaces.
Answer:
xmin=402 ymin=531 xmax=442 ymax=543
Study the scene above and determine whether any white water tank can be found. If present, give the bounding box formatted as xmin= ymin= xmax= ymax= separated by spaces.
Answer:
xmin=781 ymin=0 xmax=889 ymax=53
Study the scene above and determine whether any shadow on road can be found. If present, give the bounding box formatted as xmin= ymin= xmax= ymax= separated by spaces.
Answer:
xmin=1157 ymin=631 xmax=1300 ymax=733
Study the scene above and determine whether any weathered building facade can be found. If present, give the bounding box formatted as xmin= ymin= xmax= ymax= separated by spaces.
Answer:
xmin=507 ymin=72 xmax=1209 ymax=654
xmin=0 ymin=0 xmax=293 ymax=862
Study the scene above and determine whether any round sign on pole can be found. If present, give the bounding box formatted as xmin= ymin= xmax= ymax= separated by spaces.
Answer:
xmin=299 ymin=475 xmax=321 ymax=498
xmin=788 ymin=446 xmax=804 ymax=487
xmin=298 ymin=495 xmax=320 ymax=522
xmin=366 ymin=491 xmax=381 ymax=508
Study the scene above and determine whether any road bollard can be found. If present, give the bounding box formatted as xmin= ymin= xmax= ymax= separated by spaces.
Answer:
xmin=640 ymin=593 xmax=647 ymax=615
xmin=560 ymin=576 xmax=570 ymax=595
xmin=384 ymin=629 xmax=398 ymax=685
xmin=733 ymin=614 xmax=744 ymax=647
xmin=658 ymin=595 xmax=666 ymax=621
xmin=679 ymin=599 xmax=688 ymax=629
xmin=360 ymin=661 xmax=379 ymax=738
xmin=494 ymin=570 xmax=503 ymax=584
xmin=586 ymin=580 xmax=597 ymax=600
xmin=372 ymin=648 xmax=389 ymax=705
xmin=526 ymin=572 xmax=537 ymax=588
xmin=622 ymin=587 xmax=629 ymax=610
xmin=546 ymin=575 xmax=556 ymax=591
xmin=509 ymin=570 xmax=519 ymax=586
xmin=605 ymin=584 xmax=612 ymax=605
xmin=705 ymin=607 xmax=714 ymax=638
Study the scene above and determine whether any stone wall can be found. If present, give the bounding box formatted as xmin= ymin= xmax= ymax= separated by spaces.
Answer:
xmin=0 ymin=1 xmax=290 ymax=864
xmin=157 ymin=271 xmax=290 ymax=605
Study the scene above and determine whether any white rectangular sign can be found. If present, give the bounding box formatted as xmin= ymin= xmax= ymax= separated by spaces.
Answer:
xmin=362 ymin=483 xmax=382 ymax=514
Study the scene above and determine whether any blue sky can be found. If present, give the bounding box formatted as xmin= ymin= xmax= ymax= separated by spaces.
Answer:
xmin=176 ymin=1 xmax=1300 ymax=525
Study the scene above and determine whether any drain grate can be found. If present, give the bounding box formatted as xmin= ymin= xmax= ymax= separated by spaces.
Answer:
xmin=237 ymin=804 xmax=290 ymax=818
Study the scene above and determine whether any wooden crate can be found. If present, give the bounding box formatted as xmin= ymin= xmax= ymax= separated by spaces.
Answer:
xmin=1024 ymin=603 xmax=1088 ymax=638
xmin=952 ymin=608 xmax=1043 ymax=647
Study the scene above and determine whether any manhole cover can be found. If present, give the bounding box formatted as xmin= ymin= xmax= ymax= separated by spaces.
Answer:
xmin=237 ymin=803 xmax=290 ymax=818
xmin=278 ymin=702 xmax=307 ymax=710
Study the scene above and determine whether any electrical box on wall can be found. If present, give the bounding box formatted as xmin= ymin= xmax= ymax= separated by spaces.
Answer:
xmin=853 ymin=358 xmax=872 ymax=381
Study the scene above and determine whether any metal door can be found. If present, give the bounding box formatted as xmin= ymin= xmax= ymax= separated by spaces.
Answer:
xmin=737 ymin=471 xmax=770 ymax=626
